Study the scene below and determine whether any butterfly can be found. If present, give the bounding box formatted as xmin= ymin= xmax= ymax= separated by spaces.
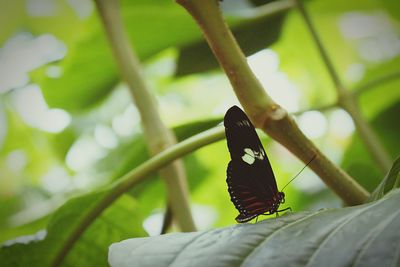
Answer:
xmin=224 ymin=105 xmax=290 ymax=223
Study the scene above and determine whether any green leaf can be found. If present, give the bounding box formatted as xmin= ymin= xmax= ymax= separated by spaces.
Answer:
xmin=175 ymin=0 xmax=288 ymax=76
xmin=381 ymin=0 xmax=400 ymax=20
xmin=369 ymin=156 xmax=400 ymax=202
xmin=0 ymin=118 xmax=220 ymax=266
xmin=0 ymin=192 xmax=146 ymax=267
xmin=109 ymin=189 xmax=400 ymax=267
xmin=33 ymin=0 xmax=290 ymax=111
xmin=32 ymin=0 xmax=201 ymax=111
xmin=0 ymin=0 xmax=85 ymax=44
xmin=275 ymin=0 xmax=400 ymax=109
xmin=356 ymin=58 xmax=400 ymax=119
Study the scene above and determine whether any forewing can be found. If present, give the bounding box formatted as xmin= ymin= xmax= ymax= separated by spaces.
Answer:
xmin=224 ymin=105 xmax=278 ymax=192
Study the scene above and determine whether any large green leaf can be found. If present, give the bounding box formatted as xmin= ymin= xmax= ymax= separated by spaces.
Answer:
xmin=33 ymin=0 xmax=290 ymax=111
xmin=109 ymin=189 xmax=400 ymax=267
xmin=0 ymin=118 xmax=221 ymax=266
xmin=31 ymin=0 xmax=199 ymax=111
xmin=0 ymin=192 xmax=146 ymax=267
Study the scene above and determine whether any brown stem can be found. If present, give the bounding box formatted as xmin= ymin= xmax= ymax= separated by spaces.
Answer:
xmin=176 ymin=0 xmax=369 ymax=205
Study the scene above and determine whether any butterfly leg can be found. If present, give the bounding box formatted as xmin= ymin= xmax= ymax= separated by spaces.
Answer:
xmin=261 ymin=211 xmax=273 ymax=216
xmin=277 ymin=207 xmax=292 ymax=213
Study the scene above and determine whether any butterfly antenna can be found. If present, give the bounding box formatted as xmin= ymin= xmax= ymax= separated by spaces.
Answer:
xmin=281 ymin=154 xmax=316 ymax=191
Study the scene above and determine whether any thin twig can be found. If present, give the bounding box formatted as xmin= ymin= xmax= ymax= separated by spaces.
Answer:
xmin=295 ymin=0 xmax=392 ymax=172
xmin=95 ymin=0 xmax=196 ymax=235
xmin=51 ymin=126 xmax=225 ymax=267
xmin=291 ymin=103 xmax=337 ymax=116
xmin=354 ymin=71 xmax=400 ymax=97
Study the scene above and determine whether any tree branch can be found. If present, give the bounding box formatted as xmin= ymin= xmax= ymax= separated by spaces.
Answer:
xmin=176 ymin=0 xmax=369 ymax=205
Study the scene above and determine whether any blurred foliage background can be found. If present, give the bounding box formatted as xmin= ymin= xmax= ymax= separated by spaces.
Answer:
xmin=0 ymin=0 xmax=399 ymax=259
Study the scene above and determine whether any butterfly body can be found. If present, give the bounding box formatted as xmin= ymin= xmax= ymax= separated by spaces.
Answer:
xmin=224 ymin=106 xmax=288 ymax=223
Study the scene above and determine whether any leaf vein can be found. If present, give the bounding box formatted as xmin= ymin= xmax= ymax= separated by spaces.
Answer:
xmin=352 ymin=208 xmax=400 ymax=266
xmin=167 ymin=231 xmax=209 ymax=267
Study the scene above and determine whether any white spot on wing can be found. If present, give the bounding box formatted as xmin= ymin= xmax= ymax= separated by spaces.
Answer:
xmin=237 ymin=120 xmax=250 ymax=127
xmin=242 ymin=148 xmax=255 ymax=165
xmin=241 ymin=147 xmax=266 ymax=164
xmin=244 ymin=148 xmax=254 ymax=157
xmin=242 ymin=154 xmax=255 ymax=165
xmin=255 ymin=147 xmax=265 ymax=160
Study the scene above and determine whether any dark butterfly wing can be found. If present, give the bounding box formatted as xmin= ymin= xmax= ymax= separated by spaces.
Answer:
xmin=224 ymin=106 xmax=279 ymax=222
xmin=224 ymin=106 xmax=278 ymax=192
xmin=227 ymin=160 xmax=276 ymax=222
